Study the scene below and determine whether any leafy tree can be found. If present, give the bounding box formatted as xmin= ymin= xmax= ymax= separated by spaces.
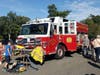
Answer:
xmin=90 ymin=14 xmax=100 ymax=25
xmin=48 ymin=4 xmax=57 ymax=17
xmin=0 ymin=16 xmax=9 ymax=36
xmin=0 ymin=11 xmax=30 ymax=41
xmin=81 ymin=14 xmax=100 ymax=38
xmin=48 ymin=4 xmax=71 ymax=18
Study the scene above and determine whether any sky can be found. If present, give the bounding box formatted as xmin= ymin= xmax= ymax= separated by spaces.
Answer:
xmin=0 ymin=0 xmax=100 ymax=21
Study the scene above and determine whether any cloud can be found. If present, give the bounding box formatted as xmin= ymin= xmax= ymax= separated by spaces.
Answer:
xmin=0 ymin=0 xmax=100 ymax=20
xmin=63 ymin=0 xmax=100 ymax=21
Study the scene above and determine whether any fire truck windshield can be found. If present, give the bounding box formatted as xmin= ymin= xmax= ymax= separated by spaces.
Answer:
xmin=20 ymin=23 xmax=48 ymax=35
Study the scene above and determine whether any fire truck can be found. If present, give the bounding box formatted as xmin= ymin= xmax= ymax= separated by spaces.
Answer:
xmin=16 ymin=17 xmax=88 ymax=59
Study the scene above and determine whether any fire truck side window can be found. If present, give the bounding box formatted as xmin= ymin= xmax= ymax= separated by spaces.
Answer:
xmin=54 ymin=25 xmax=57 ymax=30
xmin=50 ymin=25 xmax=54 ymax=36
xmin=65 ymin=27 xmax=68 ymax=34
xmin=59 ymin=27 xmax=62 ymax=34
xmin=54 ymin=25 xmax=57 ymax=34
xmin=64 ymin=23 xmax=68 ymax=34
xmin=70 ymin=23 xmax=75 ymax=34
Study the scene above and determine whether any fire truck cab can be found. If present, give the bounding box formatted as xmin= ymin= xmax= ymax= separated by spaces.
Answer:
xmin=16 ymin=17 xmax=88 ymax=59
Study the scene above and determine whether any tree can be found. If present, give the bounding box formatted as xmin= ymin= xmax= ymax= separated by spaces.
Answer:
xmin=0 ymin=11 xmax=30 ymax=41
xmin=48 ymin=4 xmax=71 ymax=18
xmin=81 ymin=14 xmax=100 ymax=38
xmin=48 ymin=4 xmax=57 ymax=17
xmin=0 ymin=16 xmax=9 ymax=36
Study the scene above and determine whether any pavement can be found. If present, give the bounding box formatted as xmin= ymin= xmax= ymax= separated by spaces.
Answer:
xmin=0 ymin=53 xmax=100 ymax=75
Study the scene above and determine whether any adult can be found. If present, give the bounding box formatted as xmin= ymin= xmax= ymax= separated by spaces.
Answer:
xmin=92 ymin=35 xmax=100 ymax=63
xmin=82 ymin=34 xmax=90 ymax=57
xmin=0 ymin=40 xmax=4 ymax=65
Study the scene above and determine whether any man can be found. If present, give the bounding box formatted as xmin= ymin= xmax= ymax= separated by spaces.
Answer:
xmin=82 ymin=34 xmax=90 ymax=57
xmin=92 ymin=35 xmax=100 ymax=63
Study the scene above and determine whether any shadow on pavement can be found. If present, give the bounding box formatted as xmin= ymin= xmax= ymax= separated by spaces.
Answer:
xmin=84 ymin=73 xmax=96 ymax=75
xmin=88 ymin=61 xmax=100 ymax=69
xmin=44 ymin=52 xmax=73 ymax=62
xmin=80 ymin=53 xmax=96 ymax=62
xmin=44 ymin=54 xmax=55 ymax=61
xmin=65 ymin=51 xmax=74 ymax=57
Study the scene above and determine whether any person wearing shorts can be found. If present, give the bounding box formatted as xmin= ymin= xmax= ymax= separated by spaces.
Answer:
xmin=4 ymin=41 xmax=12 ymax=69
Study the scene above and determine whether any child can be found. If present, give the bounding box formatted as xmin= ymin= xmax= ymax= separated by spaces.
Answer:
xmin=4 ymin=41 xmax=12 ymax=69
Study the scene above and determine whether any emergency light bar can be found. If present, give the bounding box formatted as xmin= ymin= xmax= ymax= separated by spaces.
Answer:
xmin=26 ymin=18 xmax=51 ymax=24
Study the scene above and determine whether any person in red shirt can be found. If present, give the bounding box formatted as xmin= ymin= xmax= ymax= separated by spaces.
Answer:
xmin=0 ymin=40 xmax=4 ymax=65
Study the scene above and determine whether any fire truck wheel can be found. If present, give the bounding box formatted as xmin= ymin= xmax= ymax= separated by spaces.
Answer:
xmin=55 ymin=45 xmax=65 ymax=59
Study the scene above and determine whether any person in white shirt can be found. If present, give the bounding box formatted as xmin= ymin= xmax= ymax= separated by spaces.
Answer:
xmin=82 ymin=34 xmax=90 ymax=57
xmin=92 ymin=35 xmax=100 ymax=62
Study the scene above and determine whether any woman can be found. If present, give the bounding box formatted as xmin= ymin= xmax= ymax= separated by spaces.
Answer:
xmin=0 ymin=40 xmax=4 ymax=65
xmin=92 ymin=35 xmax=100 ymax=63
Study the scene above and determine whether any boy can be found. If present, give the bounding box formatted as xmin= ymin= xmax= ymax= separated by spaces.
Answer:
xmin=4 ymin=41 xmax=12 ymax=69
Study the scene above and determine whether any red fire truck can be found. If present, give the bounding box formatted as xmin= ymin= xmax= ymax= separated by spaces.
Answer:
xmin=16 ymin=17 xmax=88 ymax=59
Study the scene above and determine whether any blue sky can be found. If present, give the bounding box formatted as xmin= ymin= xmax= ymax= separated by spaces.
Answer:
xmin=0 ymin=0 xmax=100 ymax=21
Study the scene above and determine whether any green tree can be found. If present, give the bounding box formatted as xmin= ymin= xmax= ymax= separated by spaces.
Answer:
xmin=48 ymin=4 xmax=57 ymax=17
xmin=0 ymin=16 xmax=9 ymax=36
xmin=81 ymin=14 xmax=100 ymax=38
xmin=0 ymin=11 xmax=30 ymax=41
xmin=48 ymin=4 xmax=71 ymax=18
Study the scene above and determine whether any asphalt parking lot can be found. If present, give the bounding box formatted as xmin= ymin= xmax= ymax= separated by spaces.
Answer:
xmin=0 ymin=53 xmax=100 ymax=75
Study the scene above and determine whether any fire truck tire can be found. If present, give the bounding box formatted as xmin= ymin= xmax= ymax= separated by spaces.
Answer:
xmin=55 ymin=45 xmax=65 ymax=59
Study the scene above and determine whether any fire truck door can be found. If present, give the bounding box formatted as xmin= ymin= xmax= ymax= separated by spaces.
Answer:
xmin=64 ymin=22 xmax=77 ymax=51
xmin=49 ymin=35 xmax=59 ymax=53
xmin=47 ymin=25 xmax=59 ymax=54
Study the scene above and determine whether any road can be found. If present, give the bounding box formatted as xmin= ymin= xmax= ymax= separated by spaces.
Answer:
xmin=0 ymin=53 xmax=100 ymax=75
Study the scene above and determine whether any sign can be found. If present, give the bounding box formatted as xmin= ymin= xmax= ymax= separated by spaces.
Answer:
xmin=66 ymin=37 xmax=72 ymax=43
